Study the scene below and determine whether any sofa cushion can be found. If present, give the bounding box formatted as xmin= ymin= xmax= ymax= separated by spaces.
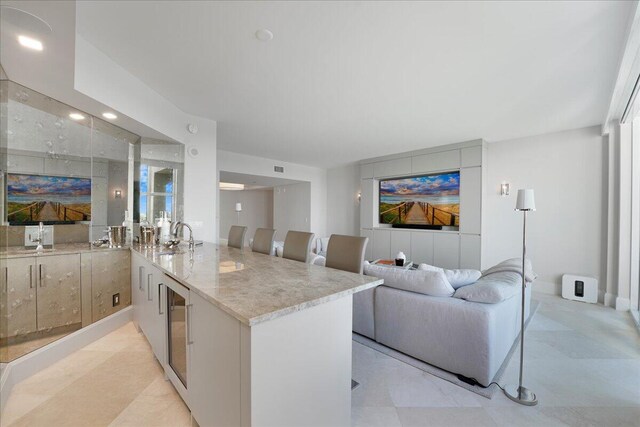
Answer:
xmin=453 ymin=271 xmax=521 ymax=303
xmin=364 ymin=262 xmax=454 ymax=297
xmin=417 ymin=264 xmax=481 ymax=289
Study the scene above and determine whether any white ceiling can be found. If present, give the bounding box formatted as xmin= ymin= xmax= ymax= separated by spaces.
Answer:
xmin=6 ymin=1 xmax=636 ymax=169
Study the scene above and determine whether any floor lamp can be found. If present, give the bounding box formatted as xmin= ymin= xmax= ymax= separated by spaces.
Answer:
xmin=504 ymin=189 xmax=538 ymax=406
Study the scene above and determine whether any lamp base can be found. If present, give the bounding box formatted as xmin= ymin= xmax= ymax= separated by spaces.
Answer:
xmin=504 ymin=385 xmax=538 ymax=406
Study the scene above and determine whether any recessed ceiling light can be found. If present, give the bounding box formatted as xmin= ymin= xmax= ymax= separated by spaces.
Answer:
xmin=18 ymin=35 xmax=43 ymax=51
xmin=255 ymin=29 xmax=273 ymax=42
xmin=102 ymin=112 xmax=117 ymax=120
xmin=69 ymin=113 xmax=85 ymax=121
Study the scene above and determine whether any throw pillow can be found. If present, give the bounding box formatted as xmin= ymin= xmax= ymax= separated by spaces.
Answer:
xmin=364 ymin=263 xmax=454 ymax=297
xmin=453 ymin=271 xmax=521 ymax=303
xmin=417 ymin=263 xmax=481 ymax=289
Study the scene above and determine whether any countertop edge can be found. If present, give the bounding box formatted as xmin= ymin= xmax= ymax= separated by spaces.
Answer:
xmin=131 ymin=246 xmax=385 ymax=327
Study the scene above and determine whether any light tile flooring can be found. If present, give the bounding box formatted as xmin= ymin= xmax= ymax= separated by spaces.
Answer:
xmin=1 ymin=293 xmax=639 ymax=427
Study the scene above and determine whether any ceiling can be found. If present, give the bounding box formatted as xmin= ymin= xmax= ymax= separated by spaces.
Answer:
xmin=3 ymin=1 xmax=635 ymax=169
xmin=0 ymin=1 xmax=177 ymax=142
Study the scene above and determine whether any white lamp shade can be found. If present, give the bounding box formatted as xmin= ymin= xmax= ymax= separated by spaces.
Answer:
xmin=515 ymin=189 xmax=535 ymax=211
xmin=235 ymin=203 xmax=242 ymax=212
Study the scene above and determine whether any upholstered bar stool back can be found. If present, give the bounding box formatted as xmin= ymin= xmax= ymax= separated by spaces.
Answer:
xmin=282 ymin=231 xmax=315 ymax=263
xmin=228 ymin=225 xmax=247 ymax=249
xmin=252 ymin=228 xmax=276 ymax=255
xmin=325 ymin=234 xmax=369 ymax=274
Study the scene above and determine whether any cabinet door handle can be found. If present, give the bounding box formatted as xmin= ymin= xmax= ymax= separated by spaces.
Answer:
xmin=158 ymin=283 xmax=164 ymax=315
xmin=4 ymin=267 xmax=7 ymax=293
xmin=186 ymin=303 xmax=194 ymax=345
xmin=29 ymin=264 xmax=33 ymax=289
xmin=139 ymin=266 xmax=145 ymax=291
xmin=147 ymin=273 xmax=153 ymax=301
xmin=39 ymin=264 xmax=44 ymax=287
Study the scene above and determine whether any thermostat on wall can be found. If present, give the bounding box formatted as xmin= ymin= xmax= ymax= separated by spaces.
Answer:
xmin=561 ymin=274 xmax=597 ymax=304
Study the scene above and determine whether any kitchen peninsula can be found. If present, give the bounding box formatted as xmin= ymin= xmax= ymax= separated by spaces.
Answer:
xmin=131 ymin=243 xmax=382 ymax=427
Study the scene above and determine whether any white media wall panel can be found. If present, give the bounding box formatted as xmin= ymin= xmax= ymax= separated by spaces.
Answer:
xmin=460 ymin=234 xmax=481 ymax=270
xmin=372 ymin=229 xmax=392 ymax=260
xmin=359 ymin=140 xmax=484 ymax=270
xmin=459 ymin=166 xmax=482 ymax=235
xmin=390 ymin=230 xmax=411 ymax=260
xmin=410 ymin=231 xmax=435 ymax=265
xmin=411 ymin=150 xmax=460 ymax=174
xmin=373 ymin=158 xmax=412 ymax=178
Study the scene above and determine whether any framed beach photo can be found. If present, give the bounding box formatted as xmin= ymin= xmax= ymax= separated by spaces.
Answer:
xmin=6 ymin=173 xmax=92 ymax=225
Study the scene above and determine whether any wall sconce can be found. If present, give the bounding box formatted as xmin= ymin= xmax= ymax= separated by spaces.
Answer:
xmin=500 ymin=183 xmax=510 ymax=196
xmin=114 ymin=190 xmax=122 ymax=199
xmin=357 ymin=192 xmax=362 ymax=203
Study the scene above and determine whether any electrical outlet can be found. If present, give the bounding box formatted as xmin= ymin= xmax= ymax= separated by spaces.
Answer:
xmin=112 ymin=293 xmax=120 ymax=307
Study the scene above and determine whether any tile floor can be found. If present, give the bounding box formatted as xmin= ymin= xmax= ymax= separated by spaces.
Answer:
xmin=1 ymin=293 xmax=639 ymax=427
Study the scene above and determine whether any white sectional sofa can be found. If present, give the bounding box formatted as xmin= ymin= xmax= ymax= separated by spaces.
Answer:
xmin=354 ymin=259 xmax=533 ymax=386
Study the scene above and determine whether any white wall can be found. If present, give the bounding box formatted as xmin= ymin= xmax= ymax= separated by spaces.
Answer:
xmin=220 ymin=189 xmax=273 ymax=246
xmin=217 ymin=150 xmax=327 ymax=238
xmin=484 ymin=126 xmax=607 ymax=296
xmin=326 ymin=163 xmax=361 ymax=236
xmin=273 ymin=183 xmax=311 ymax=239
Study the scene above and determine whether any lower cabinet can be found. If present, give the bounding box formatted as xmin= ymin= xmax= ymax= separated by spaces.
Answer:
xmin=91 ymin=251 xmax=131 ymax=322
xmin=1 ymin=254 xmax=81 ymax=339
xmin=188 ymin=290 xmax=241 ymax=427
xmin=131 ymin=251 xmax=166 ymax=367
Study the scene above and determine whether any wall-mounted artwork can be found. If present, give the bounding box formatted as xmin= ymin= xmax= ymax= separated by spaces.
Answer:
xmin=379 ymin=172 xmax=460 ymax=227
xmin=7 ymin=174 xmax=92 ymax=224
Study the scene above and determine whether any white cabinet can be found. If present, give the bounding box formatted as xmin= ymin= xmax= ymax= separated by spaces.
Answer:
xmin=131 ymin=252 xmax=165 ymax=366
xmin=390 ymin=230 xmax=411 ymax=260
xmin=460 ymin=234 xmax=481 ymax=270
xmin=410 ymin=232 xmax=434 ymax=265
xmin=433 ymin=233 xmax=460 ymax=269
xmin=372 ymin=229 xmax=391 ymax=260
xmin=460 ymin=167 xmax=482 ymax=234
xmin=373 ymin=158 xmax=411 ymax=178
xmin=189 ymin=290 xmax=241 ymax=427
xmin=461 ymin=146 xmax=482 ymax=167
xmin=360 ymin=179 xmax=376 ymax=229
xmin=411 ymin=150 xmax=460 ymax=174
xmin=361 ymin=229 xmax=374 ymax=261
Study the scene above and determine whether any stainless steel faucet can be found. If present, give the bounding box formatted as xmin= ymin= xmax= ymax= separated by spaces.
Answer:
xmin=170 ymin=221 xmax=195 ymax=251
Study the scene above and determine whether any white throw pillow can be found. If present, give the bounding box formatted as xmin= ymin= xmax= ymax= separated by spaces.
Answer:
xmin=453 ymin=271 xmax=521 ymax=303
xmin=417 ymin=263 xmax=481 ymax=289
xmin=364 ymin=263 xmax=454 ymax=297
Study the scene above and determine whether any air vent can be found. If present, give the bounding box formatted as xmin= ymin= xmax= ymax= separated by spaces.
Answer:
xmin=274 ymin=166 xmax=284 ymax=173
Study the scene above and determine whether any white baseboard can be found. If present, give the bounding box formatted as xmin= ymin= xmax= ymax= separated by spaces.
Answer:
xmin=604 ymin=292 xmax=617 ymax=308
xmin=616 ymin=296 xmax=631 ymax=311
xmin=0 ymin=307 xmax=132 ymax=413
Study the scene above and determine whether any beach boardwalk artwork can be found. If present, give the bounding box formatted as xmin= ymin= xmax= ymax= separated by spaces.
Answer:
xmin=7 ymin=174 xmax=92 ymax=224
xmin=379 ymin=173 xmax=460 ymax=226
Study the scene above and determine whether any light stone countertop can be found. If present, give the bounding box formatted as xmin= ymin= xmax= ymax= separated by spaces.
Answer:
xmin=0 ymin=242 xmax=130 ymax=259
xmin=132 ymin=243 xmax=383 ymax=326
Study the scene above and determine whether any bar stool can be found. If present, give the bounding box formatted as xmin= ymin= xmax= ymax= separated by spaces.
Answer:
xmin=228 ymin=225 xmax=247 ymax=249
xmin=282 ymin=231 xmax=315 ymax=263
xmin=252 ymin=228 xmax=276 ymax=255
xmin=325 ymin=234 xmax=369 ymax=274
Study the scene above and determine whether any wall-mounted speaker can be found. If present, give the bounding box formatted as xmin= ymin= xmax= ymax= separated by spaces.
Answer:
xmin=187 ymin=145 xmax=199 ymax=158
